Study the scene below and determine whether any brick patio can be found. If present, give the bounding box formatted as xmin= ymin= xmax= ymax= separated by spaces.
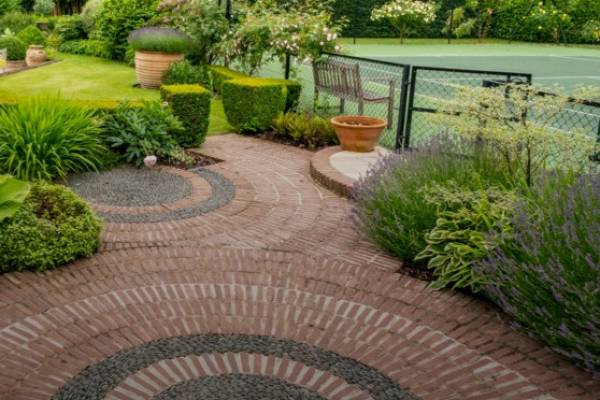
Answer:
xmin=0 ymin=135 xmax=598 ymax=400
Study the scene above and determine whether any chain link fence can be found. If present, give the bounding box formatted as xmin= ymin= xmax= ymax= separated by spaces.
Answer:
xmin=255 ymin=54 xmax=600 ymax=153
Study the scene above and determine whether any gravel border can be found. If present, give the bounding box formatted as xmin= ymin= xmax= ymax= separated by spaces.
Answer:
xmin=52 ymin=334 xmax=420 ymax=400
xmin=93 ymin=168 xmax=235 ymax=223
xmin=152 ymin=374 xmax=326 ymax=400
xmin=67 ymin=166 xmax=193 ymax=207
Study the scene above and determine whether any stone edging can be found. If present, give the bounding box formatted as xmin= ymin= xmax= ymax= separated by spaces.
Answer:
xmin=309 ymin=146 xmax=355 ymax=199
xmin=0 ymin=59 xmax=59 ymax=77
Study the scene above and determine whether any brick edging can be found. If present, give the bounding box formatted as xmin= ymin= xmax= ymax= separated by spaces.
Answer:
xmin=309 ymin=146 xmax=355 ymax=199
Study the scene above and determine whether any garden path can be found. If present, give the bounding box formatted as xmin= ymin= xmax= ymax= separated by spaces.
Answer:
xmin=0 ymin=135 xmax=598 ymax=400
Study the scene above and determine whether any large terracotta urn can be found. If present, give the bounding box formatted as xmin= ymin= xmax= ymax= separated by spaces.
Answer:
xmin=134 ymin=51 xmax=184 ymax=89
xmin=330 ymin=115 xmax=387 ymax=152
xmin=26 ymin=45 xmax=47 ymax=67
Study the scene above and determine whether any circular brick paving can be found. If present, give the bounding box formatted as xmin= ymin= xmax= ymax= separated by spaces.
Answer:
xmin=0 ymin=248 xmax=598 ymax=399
xmin=0 ymin=135 xmax=598 ymax=400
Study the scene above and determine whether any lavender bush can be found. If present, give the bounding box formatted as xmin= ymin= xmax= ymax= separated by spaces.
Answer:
xmin=353 ymin=136 xmax=511 ymax=265
xmin=477 ymin=173 xmax=600 ymax=375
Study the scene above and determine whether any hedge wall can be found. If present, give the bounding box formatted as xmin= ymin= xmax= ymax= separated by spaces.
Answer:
xmin=333 ymin=0 xmax=462 ymax=39
xmin=160 ymin=84 xmax=212 ymax=148
xmin=222 ymin=78 xmax=287 ymax=133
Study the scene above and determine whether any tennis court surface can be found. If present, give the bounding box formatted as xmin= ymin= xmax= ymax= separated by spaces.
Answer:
xmin=350 ymin=43 xmax=600 ymax=91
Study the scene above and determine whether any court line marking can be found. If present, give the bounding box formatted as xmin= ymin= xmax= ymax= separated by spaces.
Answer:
xmin=552 ymin=55 xmax=600 ymax=63
xmin=361 ymin=54 xmax=600 ymax=60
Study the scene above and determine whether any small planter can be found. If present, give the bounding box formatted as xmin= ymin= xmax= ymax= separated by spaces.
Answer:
xmin=128 ymin=27 xmax=190 ymax=89
xmin=330 ymin=115 xmax=387 ymax=152
xmin=26 ymin=45 xmax=47 ymax=67
xmin=144 ymin=155 xmax=158 ymax=168
xmin=134 ymin=51 xmax=184 ymax=89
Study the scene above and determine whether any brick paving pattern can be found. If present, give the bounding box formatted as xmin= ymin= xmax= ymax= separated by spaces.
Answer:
xmin=0 ymin=135 xmax=598 ymax=399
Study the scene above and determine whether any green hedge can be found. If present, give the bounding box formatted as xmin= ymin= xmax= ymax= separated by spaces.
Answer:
xmin=266 ymin=78 xmax=301 ymax=112
xmin=208 ymin=65 xmax=247 ymax=94
xmin=332 ymin=0 xmax=457 ymax=38
xmin=160 ymin=84 xmax=212 ymax=148
xmin=0 ymin=184 xmax=102 ymax=273
xmin=222 ymin=78 xmax=287 ymax=133
xmin=59 ymin=39 xmax=111 ymax=59
xmin=208 ymin=66 xmax=300 ymax=111
xmin=16 ymin=25 xmax=45 ymax=46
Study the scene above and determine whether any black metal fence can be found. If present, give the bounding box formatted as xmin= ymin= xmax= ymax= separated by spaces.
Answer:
xmin=403 ymin=66 xmax=533 ymax=148
xmin=257 ymin=53 xmax=600 ymax=152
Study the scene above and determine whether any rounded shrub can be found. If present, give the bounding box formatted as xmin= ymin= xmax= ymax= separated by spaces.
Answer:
xmin=16 ymin=25 xmax=45 ymax=46
xmin=0 ymin=97 xmax=108 ymax=181
xmin=0 ymin=183 xmax=102 ymax=272
xmin=164 ymin=60 xmax=209 ymax=87
xmin=0 ymin=35 xmax=26 ymax=60
xmin=128 ymin=27 xmax=190 ymax=54
xmin=222 ymin=78 xmax=287 ymax=133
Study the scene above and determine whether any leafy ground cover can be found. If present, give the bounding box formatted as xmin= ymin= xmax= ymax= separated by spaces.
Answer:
xmin=0 ymin=53 xmax=231 ymax=135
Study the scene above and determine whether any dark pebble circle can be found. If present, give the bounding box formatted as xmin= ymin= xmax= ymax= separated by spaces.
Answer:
xmin=152 ymin=374 xmax=326 ymax=400
xmin=69 ymin=167 xmax=235 ymax=223
xmin=51 ymin=334 xmax=421 ymax=400
xmin=67 ymin=166 xmax=193 ymax=207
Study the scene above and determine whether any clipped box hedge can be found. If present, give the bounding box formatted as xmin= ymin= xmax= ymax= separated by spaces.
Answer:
xmin=208 ymin=65 xmax=247 ymax=94
xmin=160 ymin=84 xmax=212 ymax=148
xmin=208 ymin=66 xmax=301 ymax=111
xmin=222 ymin=78 xmax=286 ymax=133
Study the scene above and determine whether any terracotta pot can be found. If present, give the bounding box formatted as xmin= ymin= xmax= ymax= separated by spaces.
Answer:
xmin=134 ymin=51 xmax=184 ymax=89
xmin=144 ymin=155 xmax=158 ymax=168
xmin=26 ymin=45 xmax=47 ymax=67
xmin=330 ymin=115 xmax=387 ymax=152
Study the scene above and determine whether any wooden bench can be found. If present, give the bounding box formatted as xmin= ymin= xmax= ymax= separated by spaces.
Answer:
xmin=313 ymin=60 xmax=396 ymax=128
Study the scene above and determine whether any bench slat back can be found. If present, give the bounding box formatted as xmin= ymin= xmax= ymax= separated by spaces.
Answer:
xmin=313 ymin=60 xmax=362 ymax=100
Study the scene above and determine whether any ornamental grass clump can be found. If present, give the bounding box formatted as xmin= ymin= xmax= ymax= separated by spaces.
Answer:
xmin=476 ymin=173 xmax=600 ymax=375
xmin=128 ymin=27 xmax=190 ymax=53
xmin=0 ymin=97 xmax=108 ymax=181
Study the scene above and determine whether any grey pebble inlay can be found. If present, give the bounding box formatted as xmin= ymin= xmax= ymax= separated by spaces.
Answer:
xmin=152 ymin=374 xmax=326 ymax=400
xmin=52 ymin=334 xmax=421 ymax=400
xmin=68 ymin=166 xmax=193 ymax=207
xmin=68 ymin=167 xmax=235 ymax=223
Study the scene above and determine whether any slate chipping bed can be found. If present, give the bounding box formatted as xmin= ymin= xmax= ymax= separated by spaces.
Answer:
xmin=152 ymin=374 xmax=326 ymax=400
xmin=51 ymin=334 xmax=421 ymax=400
xmin=67 ymin=167 xmax=235 ymax=223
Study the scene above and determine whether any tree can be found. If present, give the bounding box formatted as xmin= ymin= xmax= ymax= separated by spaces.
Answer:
xmin=444 ymin=0 xmax=505 ymax=42
xmin=370 ymin=0 xmax=437 ymax=44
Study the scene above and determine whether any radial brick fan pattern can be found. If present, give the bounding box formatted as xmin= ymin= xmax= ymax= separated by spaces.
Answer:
xmin=0 ymin=135 xmax=598 ymax=400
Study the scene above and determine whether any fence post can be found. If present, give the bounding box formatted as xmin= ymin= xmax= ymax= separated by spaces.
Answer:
xmin=284 ymin=53 xmax=291 ymax=80
xmin=395 ymin=65 xmax=411 ymax=151
xmin=402 ymin=67 xmax=418 ymax=150
xmin=225 ymin=0 xmax=232 ymax=21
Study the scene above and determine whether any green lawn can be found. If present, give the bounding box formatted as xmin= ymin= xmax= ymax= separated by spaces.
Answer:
xmin=0 ymin=53 xmax=231 ymax=135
